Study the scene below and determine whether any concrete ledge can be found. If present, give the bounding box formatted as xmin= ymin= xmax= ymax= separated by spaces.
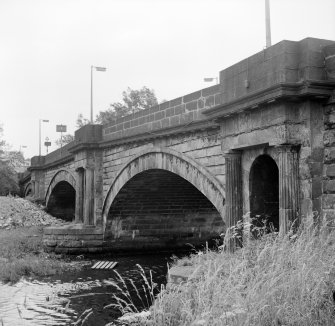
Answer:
xmin=168 ymin=266 xmax=196 ymax=285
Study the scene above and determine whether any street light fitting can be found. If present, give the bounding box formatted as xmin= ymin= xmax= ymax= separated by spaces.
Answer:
xmin=204 ymin=77 xmax=219 ymax=84
xmin=94 ymin=66 xmax=107 ymax=72
xmin=39 ymin=119 xmax=49 ymax=156
xmin=91 ymin=66 xmax=107 ymax=123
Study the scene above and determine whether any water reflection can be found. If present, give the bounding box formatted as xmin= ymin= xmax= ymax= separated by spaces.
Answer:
xmin=0 ymin=254 xmax=170 ymax=326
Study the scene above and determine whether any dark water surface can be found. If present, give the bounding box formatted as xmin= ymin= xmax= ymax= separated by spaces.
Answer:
xmin=0 ymin=254 xmax=173 ymax=326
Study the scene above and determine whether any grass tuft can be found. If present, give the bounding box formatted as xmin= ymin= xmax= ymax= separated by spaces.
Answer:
xmin=0 ymin=227 xmax=69 ymax=283
xmin=145 ymin=218 xmax=335 ymax=326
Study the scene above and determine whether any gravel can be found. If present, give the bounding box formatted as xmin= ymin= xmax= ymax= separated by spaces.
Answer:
xmin=0 ymin=196 xmax=67 ymax=229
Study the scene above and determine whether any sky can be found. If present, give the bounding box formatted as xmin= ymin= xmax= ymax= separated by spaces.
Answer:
xmin=0 ymin=0 xmax=334 ymax=159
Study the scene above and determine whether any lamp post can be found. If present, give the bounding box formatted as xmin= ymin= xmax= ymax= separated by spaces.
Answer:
xmin=204 ymin=77 xmax=218 ymax=85
xmin=265 ymin=0 xmax=272 ymax=48
xmin=39 ymin=119 xmax=49 ymax=156
xmin=90 ymin=66 xmax=107 ymax=124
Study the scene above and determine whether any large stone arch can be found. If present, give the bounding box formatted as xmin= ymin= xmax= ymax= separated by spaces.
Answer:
xmin=45 ymin=169 xmax=76 ymax=206
xmin=102 ymin=147 xmax=226 ymax=230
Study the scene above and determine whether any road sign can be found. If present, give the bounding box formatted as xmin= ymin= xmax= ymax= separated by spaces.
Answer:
xmin=56 ymin=125 xmax=67 ymax=132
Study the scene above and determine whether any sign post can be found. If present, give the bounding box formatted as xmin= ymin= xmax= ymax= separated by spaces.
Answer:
xmin=56 ymin=124 xmax=67 ymax=156
xmin=44 ymin=137 xmax=51 ymax=154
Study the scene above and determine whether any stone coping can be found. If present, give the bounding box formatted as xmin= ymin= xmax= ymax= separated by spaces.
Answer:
xmin=44 ymin=224 xmax=103 ymax=235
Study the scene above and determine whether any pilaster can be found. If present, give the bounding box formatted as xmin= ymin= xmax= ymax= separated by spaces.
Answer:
xmin=278 ymin=145 xmax=300 ymax=233
xmin=224 ymin=152 xmax=242 ymax=249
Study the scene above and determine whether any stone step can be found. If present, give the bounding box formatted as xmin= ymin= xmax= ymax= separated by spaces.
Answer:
xmin=91 ymin=261 xmax=118 ymax=269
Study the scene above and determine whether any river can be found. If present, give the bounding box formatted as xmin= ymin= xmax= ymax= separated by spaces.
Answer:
xmin=0 ymin=253 xmax=175 ymax=326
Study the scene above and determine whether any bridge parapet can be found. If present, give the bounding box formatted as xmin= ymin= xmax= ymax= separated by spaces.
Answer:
xmin=219 ymin=38 xmax=335 ymax=105
xmin=102 ymin=84 xmax=221 ymax=142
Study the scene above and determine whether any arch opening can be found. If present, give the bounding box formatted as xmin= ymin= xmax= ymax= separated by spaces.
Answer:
xmin=106 ymin=169 xmax=224 ymax=250
xmin=46 ymin=181 xmax=75 ymax=222
xmin=249 ymin=155 xmax=279 ymax=231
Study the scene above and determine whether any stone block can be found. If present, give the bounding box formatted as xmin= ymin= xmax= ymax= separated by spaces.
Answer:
xmin=309 ymin=162 xmax=323 ymax=177
xmin=183 ymin=90 xmax=201 ymax=103
xmin=202 ymin=84 xmax=220 ymax=97
xmin=325 ymin=164 xmax=335 ymax=177
xmin=170 ymin=115 xmax=180 ymax=126
xmin=186 ymin=100 xmax=197 ymax=111
xmin=300 ymin=198 xmax=313 ymax=219
xmin=67 ymin=247 xmax=88 ymax=254
xmin=173 ymin=104 xmax=185 ymax=115
xmin=165 ymin=107 xmax=175 ymax=117
xmin=322 ymin=194 xmax=335 ymax=209
xmin=323 ymin=130 xmax=335 ymax=147
xmin=324 ymin=149 xmax=335 ymax=163
xmin=323 ymin=180 xmax=335 ymax=193
xmin=58 ymin=240 xmax=83 ymax=248
xmin=197 ymin=98 xmax=204 ymax=109
xmin=170 ymin=97 xmax=183 ymax=107
xmin=43 ymin=240 xmax=57 ymax=247
xmin=161 ymin=118 xmax=170 ymax=129
xmin=159 ymin=101 xmax=170 ymax=110
xmin=168 ymin=266 xmax=196 ymax=285
xmin=154 ymin=111 xmax=165 ymax=120
xmin=87 ymin=247 xmax=104 ymax=254
xmin=82 ymin=240 xmax=104 ymax=247
xmin=205 ymin=95 xmax=215 ymax=107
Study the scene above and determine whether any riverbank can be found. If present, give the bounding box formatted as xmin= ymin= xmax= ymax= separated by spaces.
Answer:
xmin=0 ymin=226 xmax=76 ymax=283
xmin=0 ymin=196 xmax=73 ymax=283
xmin=118 ymin=220 xmax=335 ymax=326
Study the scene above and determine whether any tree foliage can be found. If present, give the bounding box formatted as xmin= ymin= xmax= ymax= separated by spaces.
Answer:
xmin=56 ymin=87 xmax=159 ymax=146
xmin=55 ymin=134 xmax=75 ymax=147
xmin=76 ymin=113 xmax=90 ymax=128
xmin=95 ymin=86 xmax=158 ymax=124
xmin=0 ymin=124 xmax=21 ymax=195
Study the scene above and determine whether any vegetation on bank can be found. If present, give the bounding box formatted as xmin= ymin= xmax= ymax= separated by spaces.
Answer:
xmin=113 ymin=219 xmax=335 ymax=326
xmin=0 ymin=226 xmax=70 ymax=283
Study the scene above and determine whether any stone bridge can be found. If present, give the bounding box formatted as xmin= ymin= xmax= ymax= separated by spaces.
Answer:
xmin=21 ymin=37 xmax=335 ymax=253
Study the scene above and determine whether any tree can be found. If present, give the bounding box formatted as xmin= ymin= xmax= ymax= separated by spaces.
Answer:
xmin=96 ymin=86 xmax=158 ymax=124
xmin=76 ymin=113 xmax=90 ymax=128
xmin=55 ymin=134 xmax=74 ymax=147
xmin=0 ymin=124 xmax=21 ymax=195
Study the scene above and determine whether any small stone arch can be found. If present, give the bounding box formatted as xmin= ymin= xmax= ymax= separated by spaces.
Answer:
xmin=102 ymin=147 xmax=226 ymax=230
xmin=45 ymin=169 xmax=76 ymax=207
xmin=24 ymin=182 xmax=33 ymax=197
xmin=249 ymin=154 xmax=279 ymax=231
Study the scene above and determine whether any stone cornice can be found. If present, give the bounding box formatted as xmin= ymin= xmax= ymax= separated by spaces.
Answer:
xmin=29 ymin=155 xmax=74 ymax=171
xmin=203 ymin=80 xmax=335 ymax=119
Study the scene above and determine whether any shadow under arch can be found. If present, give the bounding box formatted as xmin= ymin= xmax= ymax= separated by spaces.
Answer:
xmin=249 ymin=154 xmax=279 ymax=231
xmin=24 ymin=182 xmax=33 ymax=197
xmin=102 ymin=147 xmax=226 ymax=231
xmin=45 ymin=169 xmax=76 ymax=207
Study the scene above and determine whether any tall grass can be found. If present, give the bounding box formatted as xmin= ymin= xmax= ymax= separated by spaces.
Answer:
xmin=0 ymin=227 xmax=68 ymax=283
xmin=144 ymin=218 xmax=335 ymax=326
xmin=104 ymin=264 xmax=159 ymax=316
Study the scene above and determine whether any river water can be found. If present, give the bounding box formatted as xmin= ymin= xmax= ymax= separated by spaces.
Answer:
xmin=0 ymin=254 xmax=174 ymax=326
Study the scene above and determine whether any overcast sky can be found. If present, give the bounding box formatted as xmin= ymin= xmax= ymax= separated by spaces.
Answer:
xmin=0 ymin=0 xmax=334 ymax=158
